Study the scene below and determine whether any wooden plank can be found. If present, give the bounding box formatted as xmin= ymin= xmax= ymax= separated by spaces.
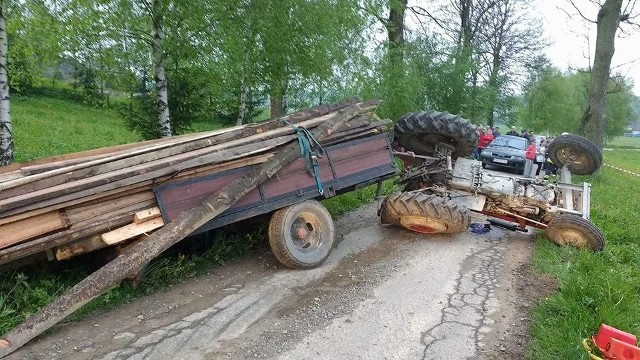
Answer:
xmin=0 ymin=130 xmax=236 ymax=197
xmin=101 ymin=217 xmax=165 ymax=245
xmin=0 ymin=134 xmax=297 ymax=216
xmin=0 ymin=127 xmax=237 ymax=175
xmin=0 ymin=170 xmax=24 ymax=183
xmin=134 ymin=207 xmax=161 ymax=224
xmin=0 ymin=152 xmax=272 ymax=225
xmin=64 ymin=191 xmax=155 ymax=224
xmin=0 ymin=198 xmax=155 ymax=263
xmin=0 ymin=214 xmax=133 ymax=266
xmin=0 ymin=182 xmax=152 ymax=226
xmin=0 ymin=212 xmax=68 ymax=250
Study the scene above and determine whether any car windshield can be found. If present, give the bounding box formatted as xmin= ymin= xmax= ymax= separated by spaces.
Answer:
xmin=490 ymin=136 xmax=527 ymax=150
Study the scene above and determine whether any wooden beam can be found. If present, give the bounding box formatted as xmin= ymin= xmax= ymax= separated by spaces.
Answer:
xmin=0 ymin=212 xmax=68 ymax=250
xmin=133 ymin=207 xmax=161 ymax=224
xmin=101 ymin=217 xmax=165 ymax=245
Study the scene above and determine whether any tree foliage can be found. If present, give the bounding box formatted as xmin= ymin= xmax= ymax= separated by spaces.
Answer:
xmin=518 ymin=65 xmax=635 ymax=138
xmin=3 ymin=0 xmax=622 ymax=164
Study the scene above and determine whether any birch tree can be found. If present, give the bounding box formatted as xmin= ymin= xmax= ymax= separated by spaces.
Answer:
xmin=0 ymin=0 xmax=11 ymax=166
xmin=148 ymin=0 xmax=170 ymax=136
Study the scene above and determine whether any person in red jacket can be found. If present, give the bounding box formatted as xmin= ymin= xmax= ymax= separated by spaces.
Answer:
xmin=480 ymin=128 xmax=495 ymax=148
xmin=474 ymin=126 xmax=494 ymax=159
xmin=524 ymin=140 xmax=536 ymax=177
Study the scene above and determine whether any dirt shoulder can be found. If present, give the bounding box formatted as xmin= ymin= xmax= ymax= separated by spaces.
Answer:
xmin=480 ymin=232 xmax=558 ymax=359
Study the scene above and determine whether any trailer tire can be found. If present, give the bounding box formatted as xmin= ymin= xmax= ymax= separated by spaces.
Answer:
xmin=546 ymin=214 xmax=604 ymax=251
xmin=268 ymin=200 xmax=335 ymax=269
xmin=547 ymin=134 xmax=602 ymax=175
xmin=394 ymin=110 xmax=478 ymax=160
xmin=379 ymin=191 xmax=470 ymax=234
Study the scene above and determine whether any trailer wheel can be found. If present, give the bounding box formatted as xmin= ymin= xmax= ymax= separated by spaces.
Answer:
xmin=268 ymin=200 xmax=335 ymax=269
xmin=547 ymin=134 xmax=602 ymax=175
xmin=545 ymin=214 xmax=604 ymax=251
xmin=379 ymin=191 xmax=470 ymax=234
xmin=393 ymin=110 xmax=478 ymax=160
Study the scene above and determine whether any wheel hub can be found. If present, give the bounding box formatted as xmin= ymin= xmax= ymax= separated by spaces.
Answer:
xmin=399 ymin=215 xmax=448 ymax=234
xmin=295 ymin=227 xmax=308 ymax=239
xmin=290 ymin=216 xmax=319 ymax=250
xmin=558 ymin=146 xmax=588 ymax=166
xmin=552 ymin=228 xmax=590 ymax=248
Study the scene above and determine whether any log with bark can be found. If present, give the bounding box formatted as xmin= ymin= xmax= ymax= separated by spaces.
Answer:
xmin=0 ymin=101 xmax=382 ymax=358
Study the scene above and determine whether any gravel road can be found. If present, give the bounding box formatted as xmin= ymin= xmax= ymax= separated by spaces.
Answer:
xmin=7 ymin=202 xmax=548 ymax=360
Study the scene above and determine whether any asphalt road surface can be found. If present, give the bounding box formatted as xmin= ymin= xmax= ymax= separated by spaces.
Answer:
xmin=7 ymin=202 xmax=535 ymax=360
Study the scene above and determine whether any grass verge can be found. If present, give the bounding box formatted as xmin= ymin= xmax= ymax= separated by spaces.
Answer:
xmin=605 ymin=136 xmax=640 ymax=149
xmin=527 ymin=150 xmax=640 ymax=359
xmin=12 ymin=96 xmax=140 ymax=162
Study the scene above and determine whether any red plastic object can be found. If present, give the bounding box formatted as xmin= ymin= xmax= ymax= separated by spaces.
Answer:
xmin=593 ymin=324 xmax=640 ymax=360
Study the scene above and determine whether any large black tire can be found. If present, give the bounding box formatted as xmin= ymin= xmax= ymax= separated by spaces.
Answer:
xmin=394 ymin=110 xmax=478 ymax=160
xmin=547 ymin=134 xmax=602 ymax=175
xmin=268 ymin=200 xmax=335 ymax=269
xmin=379 ymin=191 xmax=470 ymax=234
xmin=545 ymin=214 xmax=604 ymax=251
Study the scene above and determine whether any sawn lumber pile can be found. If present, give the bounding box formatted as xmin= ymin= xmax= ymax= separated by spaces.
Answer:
xmin=0 ymin=99 xmax=387 ymax=269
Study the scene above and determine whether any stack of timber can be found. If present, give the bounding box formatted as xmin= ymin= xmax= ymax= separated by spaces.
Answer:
xmin=0 ymin=99 xmax=388 ymax=269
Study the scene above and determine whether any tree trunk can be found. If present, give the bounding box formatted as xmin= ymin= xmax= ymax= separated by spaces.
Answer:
xmin=0 ymin=0 xmax=12 ymax=166
xmin=384 ymin=0 xmax=408 ymax=119
xmin=579 ymin=0 xmax=622 ymax=148
xmin=236 ymin=69 xmax=249 ymax=126
xmin=458 ymin=0 xmax=472 ymax=50
xmin=387 ymin=0 xmax=407 ymax=54
xmin=152 ymin=0 xmax=171 ymax=137
xmin=269 ymin=77 xmax=287 ymax=119
xmin=486 ymin=51 xmax=501 ymax=127
xmin=236 ymin=39 xmax=252 ymax=126
xmin=0 ymin=103 xmax=375 ymax=357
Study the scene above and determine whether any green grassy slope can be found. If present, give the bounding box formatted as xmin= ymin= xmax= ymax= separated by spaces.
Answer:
xmin=11 ymin=96 xmax=140 ymax=162
xmin=528 ymin=150 xmax=640 ymax=359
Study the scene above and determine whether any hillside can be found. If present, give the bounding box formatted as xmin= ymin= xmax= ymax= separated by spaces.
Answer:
xmin=11 ymin=96 xmax=140 ymax=163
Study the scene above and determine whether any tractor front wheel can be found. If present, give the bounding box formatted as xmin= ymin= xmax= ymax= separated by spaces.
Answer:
xmin=545 ymin=214 xmax=604 ymax=251
xmin=547 ymin=134 xmax=602 ymax=175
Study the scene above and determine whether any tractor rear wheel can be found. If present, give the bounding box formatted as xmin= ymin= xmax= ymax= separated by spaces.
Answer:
xmin=393 ymin=110 xmax=478 ymax=160
xmin=545 ymin=214 xmax=604 ymax=251
xmin=379 ymin=191 xmax=470 ymax=234
xmin=269 ymin=200 xmax=335 ymax=269
xmin=547 ymin=134 xmax=602 ymax=175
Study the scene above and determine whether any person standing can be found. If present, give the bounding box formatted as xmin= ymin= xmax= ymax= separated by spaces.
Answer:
xmin=524 ymin=140 xmax=536 ymax=177
xmin=492 ymin=126 xmax=501 ymax=137
xmin=473 ymin=126 xmax=484 ymax=159
xmin=535 ymin=138 xmax=547 ymax=176
xmin=475 ymin=126 xmax=494 ymax=160
xmin=506 ymin=126 xmax=518 ymax=136
xmin=519 ymin=129 xmax=528 ymax=139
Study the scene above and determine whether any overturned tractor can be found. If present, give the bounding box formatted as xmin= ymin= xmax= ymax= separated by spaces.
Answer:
xmin=380 ymin=110 xmax=605 ymax=251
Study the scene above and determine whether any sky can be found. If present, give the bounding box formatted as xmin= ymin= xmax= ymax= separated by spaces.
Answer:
xmin=536 ymin=0 xmax=640 ymax=96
